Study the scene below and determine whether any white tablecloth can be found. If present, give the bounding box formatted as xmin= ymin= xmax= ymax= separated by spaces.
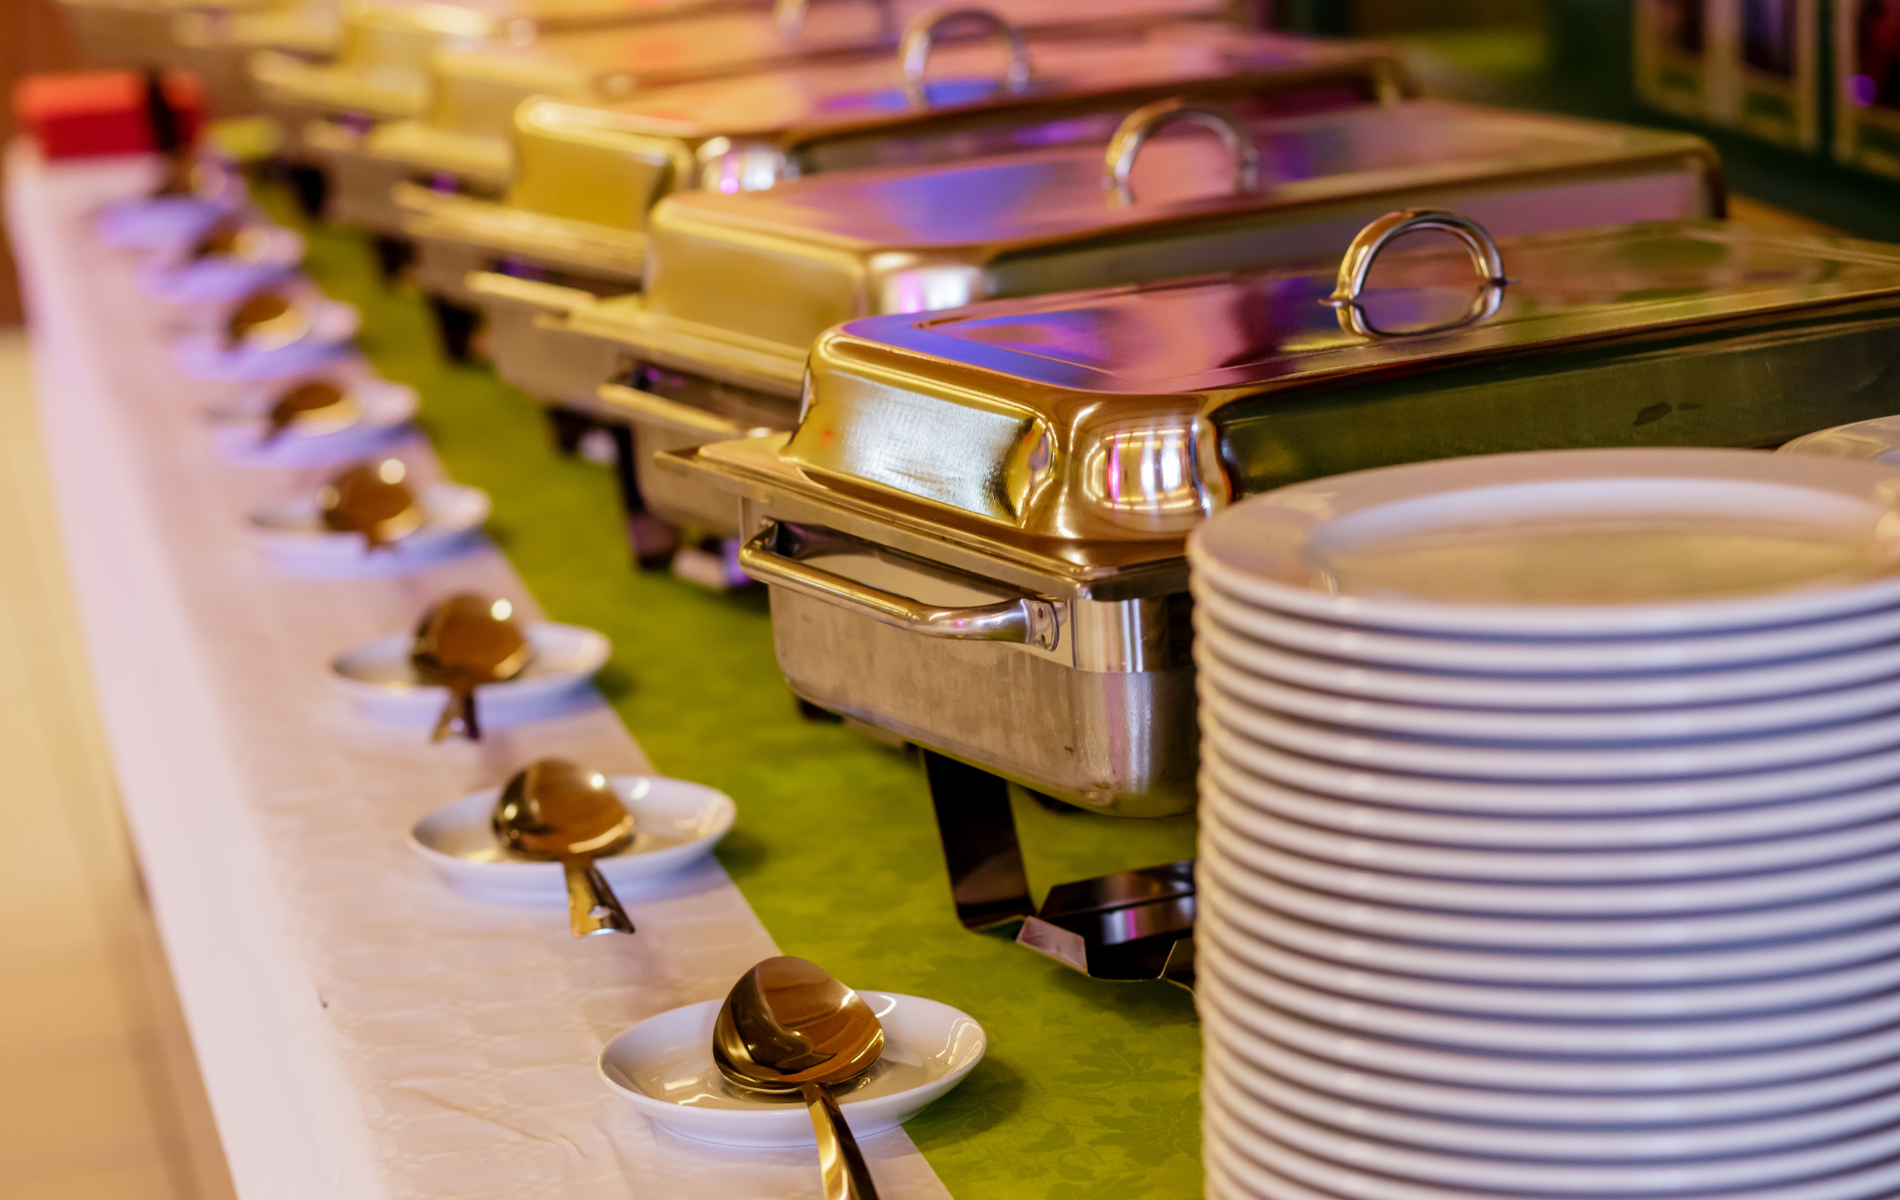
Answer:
xmin=5 ymin=142 xmax=953 ymax=1200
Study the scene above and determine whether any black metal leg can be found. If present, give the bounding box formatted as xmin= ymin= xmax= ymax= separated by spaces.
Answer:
xmin=426 ymin=294 xmax=481 ymax=363
xmin=1017 ymin=862 xmax=1196 ymax=986
xmin=284 ymin=162 xmax=328 ymax=220
xmin=371 ymin=235 xmax=414 ymax=286
xmin=919 ymin=751 xmax=1037 ymax=931
xmin=545 ymin=406 xmax=597 ymax=456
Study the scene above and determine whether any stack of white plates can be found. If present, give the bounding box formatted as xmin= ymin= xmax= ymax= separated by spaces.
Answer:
xmin=1188 ymin=447 xmax=1900 ymax=1200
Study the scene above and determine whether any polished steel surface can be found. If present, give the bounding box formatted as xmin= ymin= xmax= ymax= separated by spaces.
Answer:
xmin=410 ymin=592 xmax=534 ymax=742
xmin=224 ymin=289 xmax=309 ymax=351
xmin=493 ymin=758 xmax=637 ymax=936
xmin=714 ymin=956 xmax=884 ymax=1200
xmin=263 ymin=379 xmax=362 ymax=444
xmin=317 ymin=458 xmax=425 ymax=549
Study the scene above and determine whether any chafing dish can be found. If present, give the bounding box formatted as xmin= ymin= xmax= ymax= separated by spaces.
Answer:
xmin=59 ymin=0 xmax=326 ymax=115
xmin=400 ymin=16 xmax=1403 ymax=313
xmin=327 ymin=0 xmax=1233 ymax=233
xmin=668 ymin=211 xmax=1900 ymax=974
xmin=249 ymin=0 xmax=751 ymax=182
xmin=521 ymin=101 xmax=1720 ymax=556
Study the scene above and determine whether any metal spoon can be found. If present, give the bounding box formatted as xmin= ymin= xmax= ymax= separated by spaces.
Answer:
xmin=262 ymin=378 xmax=361 ymax=445
xmin=318 ymin=459 xmax=424 ymax=551
xmin=410 ymin=593 xmax=533 ymax=742
xmin=191 ymin=217 xmax=263 ymax=261
xmin=714 ymin=957 xmax=885 ymax=1200
xmin=224 ymin=289 xmax=309 ymax=352
xmin=492 ymin=758 xmax=636 ymax=936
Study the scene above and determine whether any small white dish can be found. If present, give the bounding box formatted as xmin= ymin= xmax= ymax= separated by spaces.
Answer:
xmin=409 ymin=776 xmax=735 ymax=905
xmin=95 ymin=191 xmax=238 ymax=250
xmin=329 ymin=621 xmax=610 ymax=731
xmin=250 ymin=480 xmax=486 ymax=574
xmin=1191 ymin=448 xmax=1900 ymax=638
xmin=213 ymin=377 xmax=417 ymax=468
xmin=1203 ymin=716 xmax=1900 ymax=817
xmin=1193 ymin=580 xmax=1900 ymax=678
xmin=136 ymin=225 xmax=304 ymax=304
xmin=1199 ymin=647 xmax=1900 ymax=745
xmin=1197 ymin=612 xmax=1900 ymax=712
xmin=173 ymin=297 xmax=358 ymax=382
xmin=597 ymin=992 xmax=985 ymax=1148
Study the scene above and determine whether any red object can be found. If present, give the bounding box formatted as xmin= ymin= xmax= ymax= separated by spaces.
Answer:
xmin=12 ymin=70 xmax=206 ymax=160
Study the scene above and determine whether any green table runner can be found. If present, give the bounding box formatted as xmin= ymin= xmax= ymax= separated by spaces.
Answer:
xmin=276 ymin=192 xmax=1204 ymax=1199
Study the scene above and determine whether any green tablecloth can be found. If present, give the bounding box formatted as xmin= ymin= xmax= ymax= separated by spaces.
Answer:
xmin=278 ymin=194 xmax=1205 ymax=1200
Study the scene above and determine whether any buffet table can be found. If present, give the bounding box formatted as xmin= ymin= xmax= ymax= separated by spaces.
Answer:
xmin=6 ymin=142 xmax=1204 ymax=1200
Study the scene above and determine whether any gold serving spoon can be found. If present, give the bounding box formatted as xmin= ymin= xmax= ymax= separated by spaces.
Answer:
xmin=318 ymin=459 xmax=424 ymax=551
xmin=261 ymin=379 xmax=361 ymax=444
xmin=715 ymin=957 xmax=886 ymax=1200
xmin=224 ymin=289 xmax=308 ymax=352
xmin=190 ymin=216 xmax=264 ymax=262
xmin=493 ymin=758 xmax=636 ymax=936
xmin=410 ymin=593 xmax=533 ymax=742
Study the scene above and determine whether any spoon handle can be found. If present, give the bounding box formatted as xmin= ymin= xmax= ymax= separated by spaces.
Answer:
xmin=800 ymin=1082 xmax=879 ymax=1200
xmin=430 ymin=686 xmax=480 ymax=743
xmin=560 ymin=856 xmax=635 ymax=936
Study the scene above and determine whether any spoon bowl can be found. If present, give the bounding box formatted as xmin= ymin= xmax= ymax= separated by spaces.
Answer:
xmin=716 ymin=956 xmax=886 ymax=1199
xmin=410 ymin=592 xmax=533 ymax=742
xmin=318 ymin=458 xmax=423 ymax=550
xmin=264 ymin=379 xmax=361 ymax=444
xmin=494 ymin=758 xmax=636 ymax=936
xmin=224 ymin=289 xmax=309 ymax=352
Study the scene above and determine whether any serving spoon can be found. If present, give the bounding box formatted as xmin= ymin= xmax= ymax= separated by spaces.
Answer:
xmin=493 ymin=758 xmax=636 ymax=936
xmin=318 ymin=458 xmax=423 ymax=550
xmin=410 ymin=593 xmax=533 ymax=742
xmin=190 ymin=217 xmax=264 ymax=261
xmin=224 ymin=289 xmax=308 ymax=352
xmin=262 ymin=378 xmax=361 ymax=444
xmin=714 ymin=956 xmax=885 ymax=1200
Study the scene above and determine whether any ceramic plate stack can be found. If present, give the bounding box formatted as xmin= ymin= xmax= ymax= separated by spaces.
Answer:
xmin=1188 ymin=448 xmax=1900 ymax=1200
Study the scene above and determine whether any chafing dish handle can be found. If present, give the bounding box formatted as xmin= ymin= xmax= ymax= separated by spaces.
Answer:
xmin=1324 ymin=208 xmax=1508 ymax=339
xmin=900 ymin=9 xmax=1031 ymax=109
xmin=1106 ymin=98 xmax=1260 ymax=207
xmin=739 ymin=523 xmax=1059 ymax=651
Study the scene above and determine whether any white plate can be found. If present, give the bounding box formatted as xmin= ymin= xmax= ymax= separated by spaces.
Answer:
xmin=1201 ymin=747 xmax=1900 ymax=852
xmin=1204 ymin=1049 xmax=1900 ymax=1179
xmin=213 ymin=377 xmax=418 ymax=469
xmin=1210 ymin=691 xmax=1900 ymax=782
xmin=1781 ymin=415 xmax=1900 ymax=466
xmin=1204 ymin=755 xmax=1900 ymax=885
xmin=1196 ymin=933 xmax=1900 ymax=1096
xmin=1198 ymin=966 xmax=1900 ymax=1130
xmin=250 ymin=480 xmax=485 ymax=574
xmin=1190 ymin=448 xmax=1900 ymax=638
xmin=597 ymin=992 xmax=984 ymax=1148
xmin=136 ymin=226 xmax=304 ymax=304
xmin=1203 ymin=716 xmax=1900 ymax=816
xmin=1198 ymin=822 xmax=1900 ymax=954
xmin=329 ymin=621 xmax=609 ymax=731
xmin=408 ymin=776 xmax=735 ymax=905
xmin=172 ymin=297 xmax=358 ymax=382
xmin=1203 ymin=1063 xmax=1900 ymax=1200
xmin=94 ymin=190 xmax=238 ymax=249
xmin=1195 ymin=610 xmax=1900 ymax=712
xmin=1197 ymin=903 xmax=1900 ymax=1061
xmin=1192 ymin=579 xmax=1900 ymax=678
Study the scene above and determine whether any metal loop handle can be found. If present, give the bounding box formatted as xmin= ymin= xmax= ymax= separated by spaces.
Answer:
xmin=1325 ymin=208 xmax=1508 ymax=339
xmin=1104 ymin=98 xmax=1260 ymax=208
xmin=899 ymin=8 xmax=1031 ymax=110
xmin=775 ymin=0 xmax=896 ymax=45
xmin=740 ymin=523 xmax=1059 ymax=651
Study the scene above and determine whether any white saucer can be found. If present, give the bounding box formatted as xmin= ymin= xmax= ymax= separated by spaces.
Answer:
xmin=598 ymin=992 xmax=984 ymax=1148
xmin=95 ymin=191 xmax=239 ymax=250
xmin=136 ymin=226 xmax=304 ymax=304
xmin=213 ymin=378 xmax=417 ymax=468
xmin=1199 ymin=647 xmax=1900 ymax=745
xmin=409 ymin=776 xmax=735 ymax=905
xmin=173 ymin=297 xmax=358 ymax=382
xmin=1192 ymin=580 xmax=1900 ymax=677
xmin=329 ymin=621 xmax=610 ymax=731
xmin=250 ymin=480 xmax=485 ymax=574
xmin=1191 ymin=448 xmax=1900 ymax=638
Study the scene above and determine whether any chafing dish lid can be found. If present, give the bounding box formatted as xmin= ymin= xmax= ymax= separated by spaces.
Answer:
xmin=779 ymin=219 xmax=1900 ymax=551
